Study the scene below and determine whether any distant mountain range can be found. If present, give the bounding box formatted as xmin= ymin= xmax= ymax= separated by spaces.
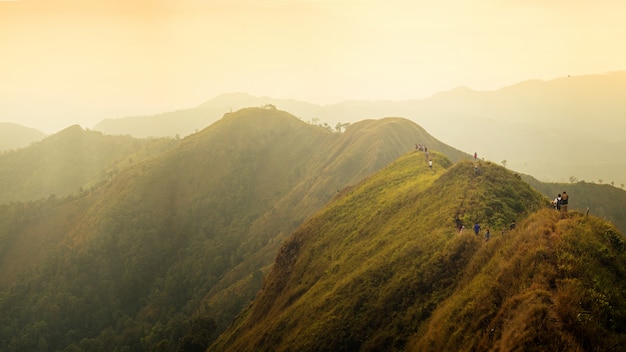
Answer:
xmin=91 ymin=71 xmax=626 ymax=186
xmin=0 ymin=122 xmax=46 ymax=151
xmin=2 ymin=72 xmax=624 ymax=186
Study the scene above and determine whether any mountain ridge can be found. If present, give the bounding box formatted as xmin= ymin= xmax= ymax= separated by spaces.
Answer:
xmin=212 ymin=153 xmax=626 ymax=352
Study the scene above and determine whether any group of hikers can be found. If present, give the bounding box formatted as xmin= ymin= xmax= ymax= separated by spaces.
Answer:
xmin=415 ymin=143 xmax=433 ymax=169
xmin=455 ymin=216 xmax=517 ymax=242
xmin=415 ymin=145 xmax=573 ymax=240
xmin=473 ymin=152 xmax=480 ymax=175
xmin=551 ymin=191 xmax=570 ymax=216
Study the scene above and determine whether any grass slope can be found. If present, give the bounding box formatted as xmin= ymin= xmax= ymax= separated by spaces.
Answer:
xmin=410 ymin=209 xmax=626 ymax=351
xmin=212 ymin=154 xmax=625 ymax=351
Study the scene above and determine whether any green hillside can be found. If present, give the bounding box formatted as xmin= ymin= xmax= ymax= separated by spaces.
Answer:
xmin=212 ymin=154 xmax=626 ymax=351
xmin=0 ymin=125 xmax=178 ymax=203
xmin=0 ymin=108 xmax=462 ymax=351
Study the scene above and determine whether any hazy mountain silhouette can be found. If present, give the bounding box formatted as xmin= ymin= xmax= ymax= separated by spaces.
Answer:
xmin=93 ymin=93 xmax=323 ymax=138
xmin=92 ymin=71 xmax=626 ymax=187
xmin=0 ymin=122 xmax=45 ymax=151
xmin=0 ymin=108 xmax=464 ymax=351
xmin=212 ymin=153 xmax=626 ymax=352
xmin=0 ymin=125 xmax=178 ymax=204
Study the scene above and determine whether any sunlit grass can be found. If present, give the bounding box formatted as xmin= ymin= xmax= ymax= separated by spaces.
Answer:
xmin=215 ymin=151 xmax=626 ymax=352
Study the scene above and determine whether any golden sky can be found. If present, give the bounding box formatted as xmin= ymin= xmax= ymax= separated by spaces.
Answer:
xmin=1 ymin=0 xmax=625 ymax=132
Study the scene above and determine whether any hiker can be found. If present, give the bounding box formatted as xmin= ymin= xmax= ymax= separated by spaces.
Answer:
xmin=428 ymin=159 xmax=433 ymax=169
xmin=474 ymin=152 xmax=477 ymax=160
xmin=561 ymin=191 xmax=569 ymax=214
xmin=510 ymin=220 xmax=516 ymax=230
xmin=455 ymin=216 xmax=463 ymax=232
xmin=473 ymin=222 xmax=481 ymax=235
xmin=474 ymin=163 xmax=479 ymax=176
xmin=553 ymin=194 xmax=561 ymax=211
xmin=484 ymin=227 xmax=491 ymax=241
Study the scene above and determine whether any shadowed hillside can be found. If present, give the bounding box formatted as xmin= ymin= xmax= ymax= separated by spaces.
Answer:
xmin=212 ymin=154 xmax=626 ymax=351
xmin=0 ymin=108 xmax=465 ymax=351
xmin=0 ymin=125 xmax=179 ymax=204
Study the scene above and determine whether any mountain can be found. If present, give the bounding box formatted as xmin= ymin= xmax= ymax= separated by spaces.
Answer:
xmin=0 ymin=122 xmax=45 ymax=151
xmin=92 ymin=72 xmax=626 ymax=188
xmin=0 ymin=125 xmax=179 ymax=204
xmin=211 ymin=154 xmax=626 ymax=351
xmin=93 ymin=93 xmax=323 ymax=138
xmin=94 ymin=105 xmax=216 ymax=138
xmin=0 ymin=108 xmax=465 ymax=351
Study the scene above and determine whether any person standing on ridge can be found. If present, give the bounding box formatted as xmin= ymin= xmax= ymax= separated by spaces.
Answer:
xmin=474 ymin=152 xmax=477 ymax=160
xmin=561 ymin=191 xmax=569 ymax=215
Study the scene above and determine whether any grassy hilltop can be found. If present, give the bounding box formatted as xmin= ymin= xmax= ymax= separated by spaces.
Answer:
xmin=213 ymin=153 xmax=626 ymax=351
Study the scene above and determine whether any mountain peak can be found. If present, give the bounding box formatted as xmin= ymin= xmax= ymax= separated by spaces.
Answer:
xmin=58 ymin=124 xmax=85 ymax=134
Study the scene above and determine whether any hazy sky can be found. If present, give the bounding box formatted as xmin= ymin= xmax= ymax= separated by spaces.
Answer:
xmin=1 ymin=0 xmax=625 ymax=133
